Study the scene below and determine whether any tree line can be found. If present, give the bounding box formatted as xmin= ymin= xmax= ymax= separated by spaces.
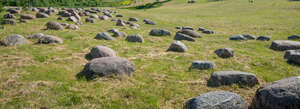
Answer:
xmin=0 ymin=0 xmax=134 ymax=7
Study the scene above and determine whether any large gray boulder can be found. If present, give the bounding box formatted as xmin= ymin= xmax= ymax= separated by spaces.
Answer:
xmin=270 ymin=40 xmax=300 ymax=51
xmin=126 ymin=34 xmax=144 ymax=43
xmin=46 ymin=21 xmax=64 ymax=30
xmin=149 ymin=28 xmax=171 ymax=36
xmin=89 ymin=46 xmax=117 ymax=59
xmin=186 ymin=91 xmax=247 ymax=109
xmin=80 ymin=57 xmax=135 ymax=79
xmin=95 ymin=32 xmax=114 ymax=40
xmin=0 ymin=34 xmax=27 ymax=46
xmin=252 ymin=76 xmax=300 ymax=109
xmin=177 ymin=30 xmax=201 ymax=38
xmin=284 ymin=50 xmax=300 ymax=64
xmin=174 ymin=33 xmax=195 ymax=42
xmin=38 ymin=35 xmax=63 ymax=44
xmin=208 ymin=71 xmax=259 ymax=87
xmin=113 ymin=31 xmax=127 ymax=37
xmin=190 ymin=60 xmax=216 ymax=70
xmin=167 ymin=41 xmax=187 ymax=52
xmin=20 ymin=14 xmax=35 ymax=19
xmin=214 ymin=48 xmax=234 ymax=58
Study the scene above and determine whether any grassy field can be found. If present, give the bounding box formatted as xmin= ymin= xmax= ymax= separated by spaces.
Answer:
xmin=1 ymin=0 xmax=300 ymax=108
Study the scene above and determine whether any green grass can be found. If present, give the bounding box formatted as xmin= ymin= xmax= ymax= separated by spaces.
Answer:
xmin=1 ymin=0 xmax=300 ymax=108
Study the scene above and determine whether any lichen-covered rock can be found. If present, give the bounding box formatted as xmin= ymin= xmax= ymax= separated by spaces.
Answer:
xmin=89 ymin=46 xmax=117 ymax=59
xmin=208 ymin=71 xmax=259 ymax=87
xmin=167 ymin=41 xmax=187 ymax=52
xmin=95 ymin=32 xmax=114 ymax=40
xmin=126 ymin=34 xmax=144 ymax=43
xmin=190 ymin=60 xmax=216 ymax=70
xmin=0 ymin=34 xmax=27 ymax=46
xmin=46 ymin=21 xmax=63 ymax=30
xmin=270 ymin=40 xmax=300 ymax=51
xmin=149 ymin=28 xmax=171 ymax=36
xmin=215 ymin=48 xmax=234 ymax=58
xmin=38 ymin=35 xmax=63 ymax=44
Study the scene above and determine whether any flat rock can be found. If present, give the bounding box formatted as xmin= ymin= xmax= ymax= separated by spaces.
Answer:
xmin=27 ymin=33 xmax=45 ymax=39
xmin=177 ymin=30 xmax=201 ymax=38
xmin=230 ymin=34 xmax=246 ymax=40
xmin=143 ymin=19 xmax=156 ymax=25
xmin=116 ymin=19 xmax=126 ymax=26
xmin=243 ymin=34 xmax=256 ymax=40
xmin=288 ymin=34 xmax=300 ymax=40
xmin=20 ymin=14 xmax=35 ymax=19
xmin=113 ymin=31 xmax=127 ymax=37
xmin=215 ymin=48 xmax=234 ymax=58
xmin=128 ymin=17 xmax=138 ymax=22
xmin=3 ymin=14 xmax=16 ymax=19
xmin=66 ymin=24 xmax=79 ymax=30
xmin=208 ymin=71 xmax=259 ymax=87
xmin=36 ymin=12 xmax=49 ymax=18
xmin=270 ymin=40 xmax=300 ymax=51
xmin=190 ymin=60 xmax=216 ymax=70
xmin=182 ymin=26 xmax=194 ymax=30
xmin=186 ymin=91 xmax=247 ymax=109
xmin=167 ymin=41 xmax=187 ymax=52
xmin=95 ymin=32 xmax=114 ymax=40
xmin=284 ymin=50 xmax=300 ymax=64
xmin=80 ymin=57 xmax=135 ymax=79
xmin=149 ymin=28 xmax=171 ymax=36
xmin=38 ymin=35 xmax=63 ymax=44
xmin=257 ymin=36 xmax=270 ymax=41
xmin=174 ymin=33 xmax=195 ymax=42
xmin=2 ymin=19 xmax=16 ymax=25
xmin=252 ymin=76 xmax=300 ymax=109
xmin=0 ymin=34 xmax=27 ymax=46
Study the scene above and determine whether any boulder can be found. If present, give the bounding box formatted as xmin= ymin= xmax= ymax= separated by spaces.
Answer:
xmin=113 ymin=31 xmax=127 ymax=37
xmin=2 ymin=19 xmax=16 ymax=25
xmin=3 ymin=14 xmax=16 ymax=19
xmin=89 ymin=46 xmax=117 ymax=59
xmin=198 ymin=27 xmax=206 ymax=31
xmin=20 ymin=19 xmax=28 ymax=23
xmin=177 ymin=29 xmax=201 ymax=38
xmin=190 ymin=60 xmax=216 ymax=70
xmin=89 ymin=14 xmax=99 ymax=19
xmin=67 ymin=16 xmax=78 ymax=23
xmin=46 ymin=21 xmax=64 ymax=30
xmin=8 ymin=9 xmax=21 ymax=14
xmin=288 ymin=34 xmax=300 ymax=40
xmin=126 ymin=34 xmax=144 ymax=43
xmin=182 ymin=26 xmax=194 ymax=30
xmin=116 ymin=14 xmax=123 ymax=17
xmin=208 ymin=71 xmax=259 ymax=87
xmin=186 ymin=91 xmax=247 ymax=109
xmin=107 ymin=28 xmax=119 ymax=33
xmin=38 ymin=35 xmax=63 ymax=44
xmin=214 ymin=48 xmax=234 ymax=58
xmin=116 ymin=19 xmax=126 ymax=26
xmin=149 ymin=28 xmax=171 ymax=36
xmin=95 ymin=32 xmax=114 ymax=40
xmin=20 ymin=14 xmax=36 ymax=19
xmin=57 ymin=17 xmax=64 ymax=20
xmin=175 ymin=26 xmax=182 ymax=29
xmin=270 ymin=40 xmax=300 ymax=51
xmin=143 ymin=19 xmax=156 ymax=25
xmin=27 ymin=33 xmax=44 ymax=39
xmin=0 ymin=34 xmax=27 ymax=46
xmin=252 ymin=76 xmax=300 ymax=109
xmin=80 ymin=57 xmax=135 ymax=79
xmin=36 ymin=12 xmax=49 ymax=18
xmin=85 ymin=18 xmax=95 ymax=23
xmin=99 ymin=15 xmax=109 ymax=20
xmin=174 ymin=33 xmax=195 ymax=42
xmin=203 ymin=30 xmax=214 ymax=34
xmin=257 ymin=36 xmax=270 ymax=41
xmin=243 ymin=34 xmax=256 ymax=40
xmin=230 ymin=34 xmax=246 ymax=40
xmin=66 ymin=24 xmax=79 ymax=30
xmin=284 ymin=50 xmax=300 ymax=64
xmin=167 ymin=41 xmax=187 ymax=52
xmin=128 ymin=17 xmax=138 ymax=22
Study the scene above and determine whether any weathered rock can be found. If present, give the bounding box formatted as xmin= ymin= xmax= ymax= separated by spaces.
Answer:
xmin=174 ymin=33 xmax=195 ymax=42
xmin=208 ymin=71 xmax=259 ymax=87
xmin=215 ymin=48 xmax=234 ymax=58
xmin=60 ymin=23 xmax=69 ymax=27
xmin=129 ymin=23 xmax=139 ymax=29
xmin=89 ymin=14 xmax=99 ymax=19
xmin=187 ymin=0 xmax=196 ymax=3
xmin=182 ymin=26 xmax=194 ymax=30
xmin=113 ymin=31 xmax=127 ymax=37
xmin=270 ymin=40 xmax=300 ymax=51
xmin=0 ymin=34 xmax=27 ymax=46
xmin=67 ymin=16 xmax=78 ymax=23
xmin=116 ymin=19 xmax=126 ymax=26
xmin=143 ymin=19 xmax=156 ymax=25
xmin=167 ymin=41 xmax=187 ymax=52
xmin=66 ymin=24 xmax=79 ymax=30
xmin=99 ymin=15 xmax=109 ymax=20
xmin=128 ymin=17 xmax=138 ymax=22
xmin=95 ymin=32 xmax=114 ymax=40
xmin=198 ymin=27 xmax=206 ymax=31
xmin=243 ymin=34 xmax=256 ymax=40
xmin=36 ymin=12 xmax=49 ymax=18
xmin=149 ymin=28 xmax=171 ymax=36
xmin=284 ymin=50 xmax=300 ymax=64
xmin=230 ymin=34 xmax=246 ymax=40
xmin=3 ymin=14 xmax=16 ymax=19
xmin=177 ymin=29 xmax=201 ymax=38
xmin=288 ymin=34 xmax=300 ymax=40
xmin=126 ymin=34 xmax=144 ymax=43
xmin=89 ymin=46 xmax=117 ymax=59
xmin=85 ymin=18 xmax=95 ymax=23
xmin=190 ymin=60 xmax=216 ymax=70
xmin=116 ymin=14 xmax=123 ymax=17
xmin=257 ymin=36 xmax=270 ymax=41
xmin=252 ymin=76 xmax=300 ymax=109
xmin=8 ymin=9 xmax=21 ymax=14
xmin=203 ymin=30 xmax=214 ymax=34
xmin=186 ymin=91 xmax=247 ymax=109
xmin=2 ymin=19 xmax=16 ymax=25
xmin=107 ymin=28 xmax=119 ymax=33
xmin=38 ymin=35 xmax=63 ymax=44
xmin=20 ymin=14 xmax=35 ymax=19
xmin=57 ymin=17 xmax=64 ymax=20
xmin=20 ymin=19 xmax=28 ymax=23
xmin=27 ymin=33 xmax=44 ymax=39
xmin=46 ymin=21 xmax=63 ymax=30
xmin=175 ymin=26 xmax=182 ymax=29
xmin=80 ymin=57 xmax=135 ymax=79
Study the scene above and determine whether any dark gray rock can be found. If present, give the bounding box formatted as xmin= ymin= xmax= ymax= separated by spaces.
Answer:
xmin=89 ymin=46 xmax=117 ymax=59
xmin=80 ymin=57 xmax=135 ymax=79
xmin=182 ymin=26 xmax=194 ymax=30
xmin=20 ymin=14 xmax=35 ymax=19
xmin=36 ymin=12 xmax=49 ymax=18
xmin=66 ymin=24 xmax=79 ymax=30
xmin=252 ymin=76 xmax=300 ymax=109
xmin=288 ymin=34 xmax=300 ymax=40
xmin=27 ymin=33 xmax=45 ymax=39
xmin=270 ymin=40 xmax=300 ymax=51
xmin=167 ymin=41 xmax=187 ymax=52
xmin=203 ymin=30 xmax=214 ymax=34
xmin=230 ymin=34 xmax=246 ymax=40
xmin=215 ymin=48 xmax=234 ymax=58
xmin=198 ymin=27 xmax=206 ymax=31
xmin=46 ymin=21 xmax=64 ymax=30
xmin=100 ymin=15 xmax=109 ymax=20
xmin=57 ymin=17 xmax=64 ymax=20
xmin=3 ymin=14 xmax=16 ymax=19
xmin=149 ymin=28 xmax=171 ymax=36
xmin=107 ymin=28 xmax=119 ymax=33
xmin=85 ymin=18 xmax=95 ymax=23
xmin=128 ymin=17 xmax=138 ymax=22
xmin=186 ymin=91 xmax=247 ymax=109
xmin=284 ymin=50 xmax=300 ymax=64
xmin=257 ymin=36 xmax=270 ymax=41
xmin=38 ymin=35 xmax=63 ymax=44
xmin=126 ymin=34 xmax=144 ymax=43
xmin=0 ymin=34 xmax=27 ymax=46
xmin=95 ymin=32 xmax=114 ymax=40
xmin=113 ymin=31 xmax=127 ymax=37
xmin=2 ymin=19 xmax=16 ymax=25
xmin=208 ymin=71 xmax=259 ymax=87
xmin=190 ymin=60 xmax=216 ymax=70
xmin=174 ymin=33 xmax=195 ymax=42
xmin=175 ymin=26 xmax=182 ymax=29
xmin=116 ymin=14 xmax=123 ymax=17
xmin=89 ymin=14 xmax=99 ymax=19
xmin=67 ymin=16 xmax=79 ymax=23
xmin=242 ymin=34 xmax=256 ymax=40
xmin=177 ymin=30 xmax=201 ymax=38
xmin=143 ymin=19 xmax=156 ymax=25
xmin=116 ymin=19 xmax=126 ymax=26
xmin=8 ymin=9 xmax=21 ymax=14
